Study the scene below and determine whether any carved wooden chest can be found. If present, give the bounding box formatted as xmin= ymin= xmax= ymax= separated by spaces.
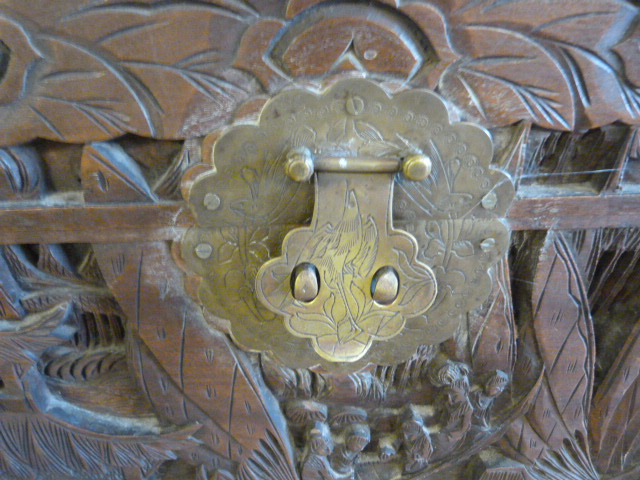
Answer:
xmin=1 ymin=1 xmax=639 ymax=479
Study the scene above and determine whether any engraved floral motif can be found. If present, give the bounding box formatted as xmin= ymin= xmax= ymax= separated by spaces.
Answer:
xmin=256 ymin=180 xmax=437 ymax=362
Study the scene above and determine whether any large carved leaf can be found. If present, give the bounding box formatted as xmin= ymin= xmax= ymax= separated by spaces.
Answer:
xmin=0 ymin=411 xmax=195 ymax=479
xmin=0 ymin=3 xmax=260 ymax=145
xmin=92 ymin=242 xmax=298 ymax=479
xmin=441 ymin=0 xmax=639 ymax=129
xmin=502 ymin=231 xmax=597 ymax=478
xmin=590 ymin=317 xmax=640 ymax=474
xmin=440 ymin=25 xmax=575 ymax=129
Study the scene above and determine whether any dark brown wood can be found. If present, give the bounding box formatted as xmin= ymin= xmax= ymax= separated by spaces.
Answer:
xmin=1 ymin=1 xmax=640 ymax=479
xmin=2 ymin=192 xmax=640 ymax=244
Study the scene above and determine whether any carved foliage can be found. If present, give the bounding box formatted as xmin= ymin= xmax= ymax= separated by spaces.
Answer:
xmin=92 ymin=241 xmax=299 ymax=480
xmin=0 ymin=0 xmax=639 ymax=146
xmin=501 ymin=231 xmax=598 ymax=478
xmin=0 ymin=413 xmax=195 ymax=480
xmin=0 ymin=2 xmax=260 ymax=145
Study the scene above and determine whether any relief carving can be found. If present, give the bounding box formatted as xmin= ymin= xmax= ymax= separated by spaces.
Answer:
xmin=0 ymin=1 xmax=640 ymax=479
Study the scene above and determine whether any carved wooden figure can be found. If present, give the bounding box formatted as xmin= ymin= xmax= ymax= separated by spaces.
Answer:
xmin=0 ymin=0 xmax=640 ymax=479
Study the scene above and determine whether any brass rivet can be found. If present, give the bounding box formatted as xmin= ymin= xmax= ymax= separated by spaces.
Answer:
xmin=346 ymin=96 xmax=365 ymax=116
xmin=364 ymin=49 xmax=378 ymax=60
xmin=481 ymin=191 xmax=498 ymax=210
xmin=480 ymin=238 xmax=496 ymax=252
xmin=371 ymin=266 xmax=399 ymax=305
xmin=291 ymin=263 xmax=320 ymax=302
xmin=403 ymin=154 xmax=432 ymax=181
xmin=204 ymin=193 xmax=221 ymax=211
xmin=285 ymin=147 xmax=314 ymax=182
xmin=195 ymin=243 xmax=213 ymax=259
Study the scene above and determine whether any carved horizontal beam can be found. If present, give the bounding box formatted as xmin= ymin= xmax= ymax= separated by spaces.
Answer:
xmin=0 ymin=193 xmax=638 ymax=244
xmin=0 ymin=203 xmax=194 ymax=244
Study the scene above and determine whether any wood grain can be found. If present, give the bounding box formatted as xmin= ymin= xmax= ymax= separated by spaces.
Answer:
xmin=1 ymin=1 xmax=640 ymax=479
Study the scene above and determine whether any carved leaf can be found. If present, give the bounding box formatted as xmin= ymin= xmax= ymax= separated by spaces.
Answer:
xmin=81 ymin=142 xmax=157 ymax=203
xmin=0 ymin=412 xmax=196 ymax=479
xmin=440 ymin=25 xmax=575 ymax=130
xmin=0 ymin=303 xmax=74 ymax=364
xmin=0 ymin=303 xmax=74 ymax=393
xmin=502 ymin=231 xmax=597 ymax=478
xmin=442 ymin=0 xmax=639 ymax=129
xmin=92 ymin=242 xmax=299 ymax=479
xmin=468 ymin=258 xmax=516 ymax=376
xmin=530 ymin=232 xmax=594 ymax=442
xmin=0 ymin=146 xmax=42 ymax=200
xmin=590 ymin=318 xmax=640 ymax=474
xmin=0 ymin=3 xmax=260 ymax=144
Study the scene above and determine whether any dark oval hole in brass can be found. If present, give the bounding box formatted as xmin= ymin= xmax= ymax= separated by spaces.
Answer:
xmin=371 ymin=266 xmax=400 ymax=305
xmin=290 ymin=262 xmax=320 ymax=302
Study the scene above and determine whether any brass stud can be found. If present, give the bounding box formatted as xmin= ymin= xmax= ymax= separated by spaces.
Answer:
xmin=204 ymin=192 xmax=221 ymax=211
xmin=402 ymin=154 xmax=432 ymax=181
xmin=481 ymin=191 xmax=498 ymax=210
xmin=480 ymin=237 xmax=496 ymax=253
xmin=291 ymin=263 xmax=320 ymax=302
xmin=195 ymin=243 xmax=213 ymax=259
xmin=371 ymin=266 xmax=399 ymax=305
xmin=285 ymin=147 xmax=314 ymax=182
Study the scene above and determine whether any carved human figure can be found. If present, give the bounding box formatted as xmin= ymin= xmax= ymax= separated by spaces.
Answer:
xmin=428 ymin=359 xmax=473 ymax=442
xmin=428 ymin=358 xmax=471 ymax=390
xmin=442 ymin=379 xmax=473 ymax=442
xmin=330 ymin=423 xmax=371 ymax=480
xmin=301 ymin=422 xmax=340 ymax=480
xmin=401 ymin=407 xmax=433 ymax=474
xmin=471 ymin=370 xmax=509 ymax=428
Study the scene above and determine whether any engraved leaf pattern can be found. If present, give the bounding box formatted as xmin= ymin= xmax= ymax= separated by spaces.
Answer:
xmin=502 ymin=231 xmax=597 ymax=478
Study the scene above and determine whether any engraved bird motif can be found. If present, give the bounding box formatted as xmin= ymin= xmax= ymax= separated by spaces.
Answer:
xmin=301 ymin=188 xmax=378 ymax=340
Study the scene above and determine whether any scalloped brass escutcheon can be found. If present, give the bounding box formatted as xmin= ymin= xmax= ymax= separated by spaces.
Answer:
xmin=180 ymin=79 xmax=515 ymax=370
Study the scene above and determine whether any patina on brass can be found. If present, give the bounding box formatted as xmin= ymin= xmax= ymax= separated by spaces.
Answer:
xmin=256 ymin=162 xmax=437 ymax=362
xmin=179 ymin=79 xmax=515 ymax=370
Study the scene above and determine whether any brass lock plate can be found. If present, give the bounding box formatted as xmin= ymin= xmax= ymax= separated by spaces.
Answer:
xmin=180 ymin=79 xmax=514 ymax=370
xmin=256 ymin=169 xmax=437 ymax=363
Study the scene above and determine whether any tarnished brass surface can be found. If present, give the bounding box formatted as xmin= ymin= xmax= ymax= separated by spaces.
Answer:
xmin=179 ymin=79 xmax=515 ymax=370
xmin=256 ymin=171 xmax=437 ymax=362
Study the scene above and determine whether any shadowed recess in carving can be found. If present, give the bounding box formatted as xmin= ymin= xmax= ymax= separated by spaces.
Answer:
xmin=267 ymin=1 xmax=437 ymax=80
xmin=0 ymin=41 xmax=9 ymax=86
